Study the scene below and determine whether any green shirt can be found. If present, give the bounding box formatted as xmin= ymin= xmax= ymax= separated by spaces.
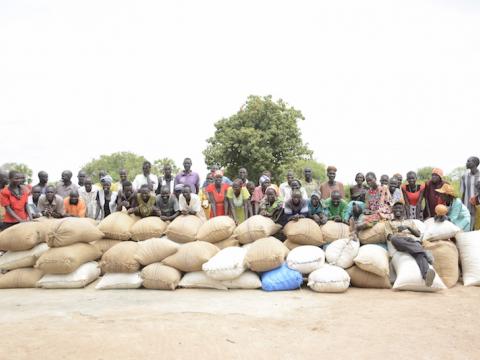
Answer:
xmin=324 ymin=198 xmax=347 ymax=220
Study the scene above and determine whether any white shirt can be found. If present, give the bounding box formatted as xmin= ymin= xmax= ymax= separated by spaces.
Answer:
xmin=132 ymin=173 xmax=158 ymax=192
xmin=179 ymin=193 xmax=206 ymax=221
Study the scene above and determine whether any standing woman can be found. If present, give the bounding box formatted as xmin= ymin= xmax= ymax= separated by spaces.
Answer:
xmin=96 ymin=176 xmax=118 ymax=220
xmin=0 ymin=171 xmax=29 ymax=229
xmin=350 ymin=173 xmax=368 ymax=202
xmin=402 ymin=171 xmax=425 ymax=220
xmin=206 ymin=171 xmax=229 ymax=218
xmin=423 ymin=168 xmax=448 ymax=219
xmin=362 ymin=172 xmax=392 ymax=227
xmin=227 ymin=179 xmax=250 ymax=224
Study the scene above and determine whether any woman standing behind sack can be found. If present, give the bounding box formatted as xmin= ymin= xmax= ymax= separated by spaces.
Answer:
xmin=363 ymin=172 xmax=392 ymax=226
xmin=401 ymin=171 xmax=425 ymax=220
xmin=227 ymin=179 xmax=250 ymax=225
xmin=95 ymin=175 xmax=118 ymax=220
xmin=424 ymin=168 xmax=448 ymax=219
xmin=205 ymin=170 xmax=229 ymax=218
xmin=435 ymin=184 xmax=471 ymax=231
xmin=0 ymin=170 xmax=29 ymax=230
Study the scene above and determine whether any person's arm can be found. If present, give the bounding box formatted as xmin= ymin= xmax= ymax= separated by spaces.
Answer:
xmin=5 ymin=206 xmax=25 ymax=223
xmin=207 ymin=192 xmax=217 ymax=218
xmin=243 ymin=200 xmax=250 ymax=220
xmin=95 ymin=192 xmax=101 ymax=220
xmin=195 ymin=176 xmax=200 ymax=195
xmin=228 ymin=198 xmax=238 ymax=223
xmin=78 ymin=200 xmax=86 ymax=218
xmin=460 ymin=175 xmax=466 ymax=204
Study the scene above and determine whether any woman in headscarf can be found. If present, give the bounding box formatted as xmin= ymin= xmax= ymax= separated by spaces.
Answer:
xmin=227 ymin=179 xmax=250 ymax=224
xmin=308 ymin=191 xmax=327 ymax=225
xmin=252 ymin=175 xmax=273 ymax=214
xmin=423 ymin=168 xmax=448 ymax=219
xmin=95 ymin=175 xmax=118 ymax=220
xmin=205 ymin=170 xmax=229 ymax=218
xmin=435 ymin=184 xmax=471 ymax=231
xmin=198 ymin=172 xmax=214 ymax=219
xmin=362 ymin=172 xmax=392 ymax=226
xmin=129 ymin=184 xmax=161 ymax=218
xmin=259 ymin=187 xmax=284 ymax=223
xmin=401 ymin=171 xmax=425 ymax=220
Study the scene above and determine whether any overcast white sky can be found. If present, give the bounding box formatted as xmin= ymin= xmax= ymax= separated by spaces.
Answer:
xmin=1 ymin=0 xmax=479 ymax=184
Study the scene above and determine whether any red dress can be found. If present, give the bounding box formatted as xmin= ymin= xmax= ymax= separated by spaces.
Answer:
xmin=205 ymin=183 xmax=229 ymax=218
xmin=0 ymin=186 xmax=29 ymax=223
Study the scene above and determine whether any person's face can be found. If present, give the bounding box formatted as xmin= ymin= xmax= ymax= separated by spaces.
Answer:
xmin=327 ymin=171 xmax=336 ymax=182
xmin=12 ymin=174 xmax=22 ymax=187
xmin=232 ymin=182 xmax=241 ymax=193
xmin=304 ymin=169 xmax=312 ymax=179
xmin=103 ymin=183 xmax=111 ymax=192
xmin=214 ymin=175 xmax=223 ymax=186
xmin=161 ymin=188 xmax=170 ymax=200
xmin=246 ymin=183 xmax=255 ymax=194
xmin=32 ymin=188 xmax=42 ymax=201
xmin=164 ymin=165 xmax=172 ymax=177
xmin=143 ymin=163 xmax=151 ymax=175
xmin=286 ymin=172 xmax=294 ymax=183
xmin=311 ymin=196 xmax=319 ymax=207
xmin=366 ymin=175 xmax=376 ymax=187
xmin=466 ymin=157 xmax=477 ymax=169
xmin=332 ymin=194 xmax=340 ymax=206
xmin=19 ymin=174 xmax=26 ymax=185
xmin=77 ymin=172 xmax=86 ymax=184
xmin=389 ymin=179 xmax=398 ymax=193
xmin=119 ymin=170 xmax=128 ymax=181
xmin=183 ymin=159 xmax=192 ymax=171
xmin=205 ymin=175 xmax=214 ymax=185
xmin=124 ymin=185 xmax=133 ymax=197
xmin=393 ymin=205 xmax=404 ymax=218
xmin=239 ymin=168 xmax=247 ymax=180
xmin=262 ymin=179 xmax=271 ymax=190
xmin=182 ymin=187 xmax=191 ymax=198
xmin=141 ymin=189 xmax=150 ymax=202
xmin=46 ymin=188 xmax=55 ymax=201
xmin=380 ymin=176 xmax=389 ymax=186
xmin=61 ymin=171 xmax=71 ymax=183
xmin=407 ymin=173 xmax=417 ymax=186
xmin=266 ymin=190 xmax=276 ymax=203
xmin=431 ymin=173 xmax=441 ymax=184
xmin=39 ymin=172 xmax=48 ymax=184
xmin=210 ymin=164 xmax=219 ymax=172
xmin=70 ymin=194 xmax=79 ymax=205
xmin=355 ymin=174 xmax=365 ymax=186
xmin=292 ymin=193 xmax=301 ymax=205
xmin=291 ymin=181 xmax=300 ymax=191
xmin=85 ymin=179 xmax=92 ymax=192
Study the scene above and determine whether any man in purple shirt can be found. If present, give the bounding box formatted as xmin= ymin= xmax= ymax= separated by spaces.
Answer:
xmin=174 ymin=158 xmax=200 ymax=194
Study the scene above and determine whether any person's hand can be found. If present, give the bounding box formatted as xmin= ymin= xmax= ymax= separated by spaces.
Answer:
xmin=160 ymin=216 xmax=168 ymax=221
xmin=334 ymin=215 xmax=342 ymax=222
xmin=127 ymin=208 xmax=136 ymax=215
xmin=122 ymin=201 xmax=130 ymax=208
xmin=397 ymin=225 xmax=407 ymax=232
xmin=181 ymin=210 xmax=189 ymax=216
xmin=291 ymin=215 xmax=299 ymax=222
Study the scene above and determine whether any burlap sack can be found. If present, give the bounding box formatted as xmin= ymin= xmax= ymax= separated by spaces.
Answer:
xmin=284 ymin=239 xmax=302 ymax=251
xmin=97 ymin=212 xmax=136 ymax=241
xmin=0 ymin=268 xmax=44 ymax=288
xmin=100 ymin=241 xmax=140 ymax=273
xmin=130 ymin=217 xmax=168 ymax=241
xmin=35 ymin=243 xmax=102 ymax=274
xmin=423 ymin=240 xmax=459 ymax=288
xmin=215 ymin=237 xmax=240 ymax=250
xmin=346 ymin=266 xmax=391 ymax=289
xmin=283 ymin=218 xmax=325 ymax=246
xmin=141 ymin=263 xmax=181 ymax=290
xmin=162 ymin=241 xmax=219 ymax=272
xmin=233 ymin=215 xmax=282 ymax=245
xmin=0 ymin=243 xmax=49 ymax=271
xmin=196 ymin=216 xmax=236 ymax=243
xmin=244 ymin=237 xmax=289 ymax=272
xmin=0 ymin=222 xmax=46 ymax=251
xmin=166 ymin=215 xmax=204 ymax=243
xmin=358 ymin=222 xmax=387 ymax=244
xmin=48 ymin=218 xmax=104 ymax=247
xmin=134 ymin=237 xmax=180 ymax=266
xmin=320 ymin=221 xmax=350 ymax=243
xmin=91 ymin=239 xmax=122 ymax=255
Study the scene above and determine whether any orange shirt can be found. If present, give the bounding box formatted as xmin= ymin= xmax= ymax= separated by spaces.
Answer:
xmin=63 ymin=197 xmax=86 ymax=217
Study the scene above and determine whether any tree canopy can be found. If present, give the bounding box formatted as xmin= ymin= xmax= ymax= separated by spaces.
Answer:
xmin=416 ymin=166 xmax=434 ymax=182
xmin=82 ymin=152 xmax=148 ymax=182
xmin=0 ymin=162 xmax=33 ymax=183
xmin=203 ymin=95 xmax=312 ymax=182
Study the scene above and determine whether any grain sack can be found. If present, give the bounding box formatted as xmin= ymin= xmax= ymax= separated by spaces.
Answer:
xmin=283 ymin=218 xmax=325 ymax=246
xmin=162 ymin=241 xmax=219 ymax=272
xmin=141 ymin=263 xmax=181 ymax=290
xmin=346 ymin=266 xmax=391 ymax=289
xmin=358 ymin=222 xmax=387 ymax=244
xmin=261 ymin=263 xmax=303 ymax=291
xmin=91 ymin=239 xmax=122 ymax=255
xmin=455 ymin=231 xmax=480 ymax=286
xmin=100 ymin=241 xmax=140 ymax=273
xmin=320 ymin=221 xmax=350 ymax=243
xmin=134 ymin=237 xmax=180 ymax=266
xmin=284 ymin=239 xmax=302 ymax=250
xmin=354 ymin=244 xmax=390 ymax=277
xmin=215 ymin=237 xmax=240 ymax=250
xmin=233 ymin=215 xmax=282 ymax=245
xmin=0 ymin=222 xmax=46 ymax=251
xmin=423 ymin=240 xmax=459 ymax=288
xmin=179 ymin=271 xmax=228 ymax=290
xmin=35 ymin=243 xmax=102 ymax=274
xmin=422 ymin=218 xmax=461 ymax=242
xmin=37 ymin=261 xmax=100 ymax=289
xmin=166 ymin=215 xmax=204 ymax=243
xmin=0 ymin=243 xmax=49 ymax=271
xmin=196 ymin=216 xmax=236 ymax=243
xmin=130 ymin=217 xmax=168 ymax=241
xmin=391 ymin=251 xmax=446 ymax=291
xmin=222 ymin=271 xmax=262 ymax=289
xmin=325 ymin=238 xmax=360 ymax=269
xmin=286 ymin=245 xmax=325 ymax=274
xmin=244 ymin=237 xmax=289 ymax=272
xmin=48 ymin=218 xmax=104 ymax=247
xmin=307 ymin=265 xmax=350 ymax=293
xmin=0 ymin=268 xmax=44 ymax=288
xmin=95 ymin=272 xmax=143 ymax=289
xmin=202 ymin=247 xmax=247 ymax=281
xmin=97 ymin=212 xmax=136 ymax=240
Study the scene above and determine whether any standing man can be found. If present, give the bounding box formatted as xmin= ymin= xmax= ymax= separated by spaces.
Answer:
xmin=303 ymin=167 xmax=319 ymax=197
xmin=79 ymin=177 xmax=98 ymax=219
xmin=279 ymin=171 xmax=295 ymax=200
xmin=175 ymin=158 xmax=200 ymax=194
xmin=238 ymin=168 xmax=249 ymax=186
xmin=113 ymin=169 xmax=128 ymax=192
xmin=133 ymin=161 xmax=158 ymax=192
xmin=320 ymin=166 xmax=345 ymax=200
xmin=56 ymin=170 xmax=79 ymax=199
xmin=34 ymin=171 xmax=49 ymax=194
xmin=461 ymin=156 xmax=480 ymax=230
xmin=77 ymin=170 xmax=87 ymax=188
xmin=157 ymin=164 xmax=175 ymax=195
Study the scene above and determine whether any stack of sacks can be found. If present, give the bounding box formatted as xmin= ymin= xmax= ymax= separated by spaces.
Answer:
xmin=455 ymin=231 xmax=480 ymax=286
xmin=320 ymin=221 xmax=350 ymax=244
xmin=97 ymin=241 xmax=142 ymax=289
xmin=166 ymin=215 xmax=204 ymax=243
xmin=233 ymin=215 xmax=282 ymax=245
xmin=347 ymin=244 xmax=391 ymax=289
xmin=283 ymin=219 xmax=325 ymax=250
xmin=95 ymin=212 xmax=137 ymax=255
xmin=357 ymin=222 xmax=387 ymax=245
xmin=196 ymin=216 xmax=238 ymax=249
xmin=35 ymin=218 xmax=103 ymax=288
xmin=0 ymin=222 xmax=49 ymax=288
xmin=135 ymin=237 xmax=181 ymax=290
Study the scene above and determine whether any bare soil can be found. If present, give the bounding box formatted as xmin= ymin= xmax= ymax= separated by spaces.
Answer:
xmin=1 ymin=283 xmax=479 ymax=359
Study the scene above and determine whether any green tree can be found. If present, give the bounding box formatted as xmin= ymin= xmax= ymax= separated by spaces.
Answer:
xmin=82 ymin=152 xmax=148 ymax=182
xmin=152 ymin=158 xmax=180 ymax=177
xmin=203 ymin=95 xmax=312 ymax=182
xmin=416 ymin=166 xmax=434 ymax=182
xmin=448 ymin=166 xmax=465 ymax=182
xmin=0 ymin=162 xmax=33 ymax=183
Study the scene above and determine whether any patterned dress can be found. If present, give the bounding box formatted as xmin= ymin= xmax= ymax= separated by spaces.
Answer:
xmin=363 ymin=185 xmax=392 ymax=226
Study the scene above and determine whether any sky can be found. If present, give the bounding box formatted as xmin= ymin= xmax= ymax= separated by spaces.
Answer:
xmin=1 ymin=0 xmax=479 ymax=185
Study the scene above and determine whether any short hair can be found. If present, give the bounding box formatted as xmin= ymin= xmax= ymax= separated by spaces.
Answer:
xmin=143 ymin=161 xmax=151 ymax=167
xmin=406 ymin=171 xmax=416 ymax=178
xmin=8 ymin=170 xmax=18 ymax=179
xmin=472 ymin=157 xmax=480 ymax=167
xmin=327 ymin=166 xmax=337 ymax=172
xmin=366 ymin=172 xmax=376 ymax=179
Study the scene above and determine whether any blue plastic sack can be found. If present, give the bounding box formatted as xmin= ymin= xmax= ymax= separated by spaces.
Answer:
xmin=261 ymin=263 xmax=304 ymax=291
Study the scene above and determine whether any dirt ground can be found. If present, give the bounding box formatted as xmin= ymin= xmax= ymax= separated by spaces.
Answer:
xmin=1 ymin=282 xmax=479 ymax=360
